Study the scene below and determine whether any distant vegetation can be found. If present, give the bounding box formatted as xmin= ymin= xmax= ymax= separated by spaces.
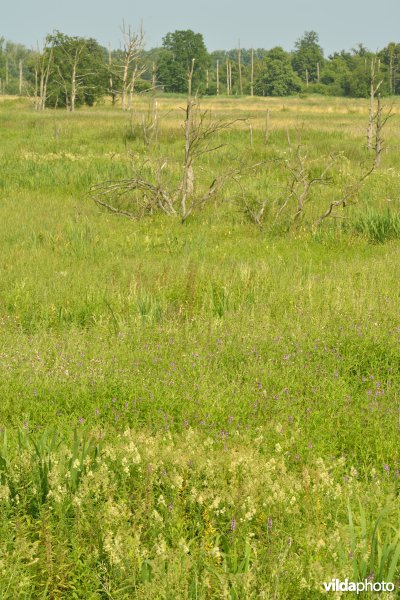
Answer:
xmin=1 ymin=26 xmax=400 ymax=106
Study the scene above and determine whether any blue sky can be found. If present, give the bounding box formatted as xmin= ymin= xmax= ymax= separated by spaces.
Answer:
xmin=3 ymin=0 xmax=399 ymax=54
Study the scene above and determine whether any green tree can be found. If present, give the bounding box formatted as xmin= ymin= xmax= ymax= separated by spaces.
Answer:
xmin=44 ymin=31 xmax=107 ymax=109
xmin=380 ymin=42 xmax=400 ymax=95
xmin=0 ymin=39 xmax=31 ymax=94
xmin=292 ymin=31 xmax=324 ymax=83
xmin=157 ymin=30 xmax=209 ymax=93
xmin=255 ymin=47 xmax=301 ymax=96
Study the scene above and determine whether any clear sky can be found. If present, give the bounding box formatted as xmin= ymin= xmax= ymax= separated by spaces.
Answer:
xmin=2 ymin=0 xmax=399 ymax=54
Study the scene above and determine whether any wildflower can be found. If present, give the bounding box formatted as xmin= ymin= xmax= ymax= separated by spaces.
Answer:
xmin=230 ymin=516 xmax=237 ymax=532
xmin=178 ymin=538 xmax=189 ymax=554
xmin=155 ymin=535 xmax=167 ymax=556
xmin=0 ymin=485 xmax=10 ymax=502
xmin=157 ymin=494 xmax=166 ymax=507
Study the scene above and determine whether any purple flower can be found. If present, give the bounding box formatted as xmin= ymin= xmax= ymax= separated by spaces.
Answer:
xmin=384 ymin=464 xmax=390 ymax=474
xmin=231 ymin=516 xmax=237 ymax=532
xmin=267 ymin=517 xmax=273 ymax=530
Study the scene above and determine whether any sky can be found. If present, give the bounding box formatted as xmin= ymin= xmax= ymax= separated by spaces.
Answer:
xmin=2 ymin=0 xmax=400 ymax=55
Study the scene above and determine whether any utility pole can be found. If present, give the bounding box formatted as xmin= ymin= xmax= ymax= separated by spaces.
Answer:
xmin=216 ymin=59 xmax=220 ymax=95
xmin=226 ymin=60 xmax=230 ymax=95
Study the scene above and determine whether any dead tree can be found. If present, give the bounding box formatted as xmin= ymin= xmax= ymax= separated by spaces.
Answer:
xmin=367 ymin=56 xmax=383 ymax=150
xmin=270 ymin=145 xmax=336 ymax=226
xmin=19 ymin=60 xmax=23 ymax=95
xmin=180 ymin=93 xmax=244 ymax=221
xmin=53 ymin=41 xmax=86 ymax=112
xmin=110 ymin=23 xmax=146 ymax=110
xmin=316 ymin=163 xmax=376 ymax=226
xmin=372 ymin=94 xmax=393 ymax=167
xmin=187 ymin=58 xmax=195 ymax=98
xmin=108 ymin=43 xmax=116 ymax=105
xmin=250 ymin=49 xmax=254 ymax=97
xmin=237 ymin=41 xmax=243 ymax=95
xmin=32 ymin=44 xmax=53 ymax=111
xmin=91 ymin=99 xmax=251 ymax=222
xmin=141 ymin=98 xmax=159 ymax=146
xmin=69 ymin=43 xmax=85 ymax=112
xmin=122 ymin=24 xmax=145 ymax=110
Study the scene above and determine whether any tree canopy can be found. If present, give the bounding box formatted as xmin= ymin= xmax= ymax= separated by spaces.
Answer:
xmin=292 ymin=31 xmax=324 ymax=83
xmin=255 ymin=47 xmax=301 ymax=96
xmin=1 ymin=27 xmax=400 ymax=103
xmin=157 ymin=30 xmax=209 ymax=93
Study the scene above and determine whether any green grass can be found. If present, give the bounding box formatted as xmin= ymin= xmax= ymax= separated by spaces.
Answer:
xmin=0 ymin=95 xmax=399 ymax=598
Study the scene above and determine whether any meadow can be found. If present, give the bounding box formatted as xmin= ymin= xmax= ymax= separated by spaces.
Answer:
xmin=0 ymin=94 xmax=400 ymax=598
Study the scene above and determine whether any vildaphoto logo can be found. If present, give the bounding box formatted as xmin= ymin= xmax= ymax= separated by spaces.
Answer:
xmin=323 ymin=579 xmax=395 ymax=594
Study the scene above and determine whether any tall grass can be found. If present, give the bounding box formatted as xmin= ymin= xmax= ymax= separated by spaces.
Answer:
xmin=353 ymin=208 xmax=400 ymax=243
xmin=0 ymin=96 xmax=399 ymax=597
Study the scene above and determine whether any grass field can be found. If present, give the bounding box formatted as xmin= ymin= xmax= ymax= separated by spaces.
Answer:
xmin=0 ymin=94 xmax=400 ymax=598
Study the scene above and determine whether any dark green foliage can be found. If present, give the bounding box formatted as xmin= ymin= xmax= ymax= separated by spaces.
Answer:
xmin=1 ymin=28 xmax=400 ymax=103
xmin=157 ymin=30 xmax=209 ymax=93
xmin=292 ymin=30 xmax=324 ymax=83
xmin=44 ymin=31 xmax=108 ymax=108
xmin=254 ymin=47 xmax=301 ymax=96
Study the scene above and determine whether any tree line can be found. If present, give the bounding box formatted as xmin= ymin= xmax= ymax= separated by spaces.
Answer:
xmin=0 ymin=27 xmax=399 ymax=108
